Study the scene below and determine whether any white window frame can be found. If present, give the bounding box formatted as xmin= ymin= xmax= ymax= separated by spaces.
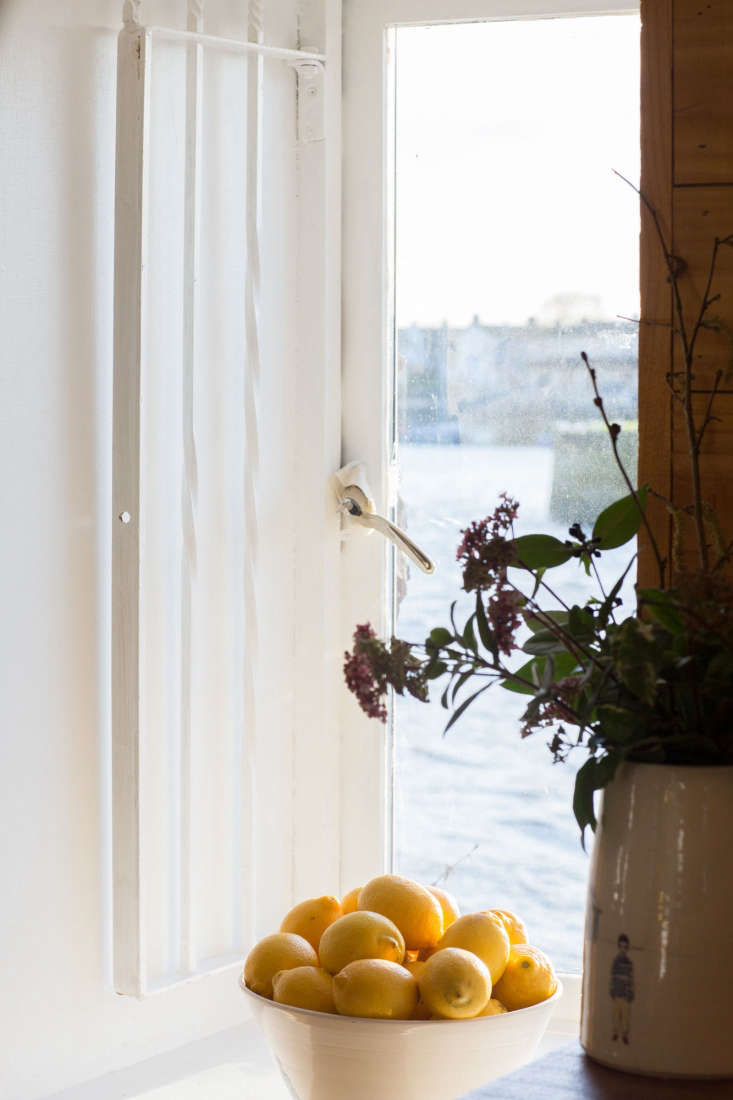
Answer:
xmin=339 ymin=0 xmax=640 ymax=985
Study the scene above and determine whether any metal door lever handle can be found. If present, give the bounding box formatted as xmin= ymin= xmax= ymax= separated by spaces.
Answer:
xmin=339 ymin=483 xmax=435 ymax=575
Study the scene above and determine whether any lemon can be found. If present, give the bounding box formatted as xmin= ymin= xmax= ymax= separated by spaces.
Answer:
xmin=489 ymin=908 xmax=528 ymax=946
xmin=412 ymin=998 xmax=432 ymax=1020
xmin=341 ymin=886 xmax=361 ymax=915
xmin=427 ymin=885 xmax=460 ymax=930
xmin=244 ymin=932 xmax=318 ymax=998
xmin=475 ymin=997 xmax=508 ymax=1016
xmin=280 ymin=895 xmax=342 ymax=952
xmin=333 ymin=958 xmax=418 ymax=1019
xmin=492 ymin=944 xmax=558 ymax=1011
xmin=272 ymin=965 xmax=336 ymax=1013
xmin=318 ymin=910 xmax=405 ymax=974
xmin=403 ymin=957 xmax=427 ymax=980
xmin=418 ymin=947 xmax=491 ymax=1019
xmin=434 ymin=911 xmax=510 ymax=984
xmin=358 ymin=873 xmax=443 ymax=951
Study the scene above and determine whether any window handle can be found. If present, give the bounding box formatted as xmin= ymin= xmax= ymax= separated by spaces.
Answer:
xmin=333 ymin=464 xmax=435 ymax=575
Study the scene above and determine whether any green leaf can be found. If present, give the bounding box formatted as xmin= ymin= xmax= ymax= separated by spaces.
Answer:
xmin=522 ymin=628 xmax=572 ymax=656
xmin=474 ymin=591 xmax=496 ymax=655
xmin=428 ymin=627 xmax=454 ymax=648
xmin=611 ymin=617 xmax=661 ymax=705
xmin=511 ymin=534 xmax=574 ymax=570
xmin=462 ymin=615 xmax=478 ymax=653
xmin=451 ymin=669 xmax=474 ymax=703
xmin=573 ymin=752 xmax=621 ymax=846
xmin=573 ymin=758 xmax=598 ymax=843
xmin=524 ymin=610 xmax=570 ymax=633
xmin=592 ymin=486 xmax=648 ymax=551
xmin=443 ymin=684 xmax=491 ymax=733
xmin=637 ymin=588 xmax=684 ymax=634
xmin=567 ymin=605 xmax=595 ymax=643
xmin=501 ymin=651 xmax=580 ymax=695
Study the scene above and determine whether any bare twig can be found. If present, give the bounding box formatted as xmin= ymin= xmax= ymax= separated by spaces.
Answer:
xmin=614 ymin=172 xmax=733 ymax=574
xmin=582 ymin=351 xmax=666 ymax=587
xmin=432 ymin=844 xmax=480 ymax=887
xmin=695 ymin=369 xmax=724 ymax=453
xmin=617 ymin=313 xmax=675 ymax=331
xmin=613 ymin=170 xmax=692 ymax=362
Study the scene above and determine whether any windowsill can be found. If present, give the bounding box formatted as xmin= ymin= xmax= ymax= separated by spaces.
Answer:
xmin=47 ymin=975 xmax=581 ymax=1100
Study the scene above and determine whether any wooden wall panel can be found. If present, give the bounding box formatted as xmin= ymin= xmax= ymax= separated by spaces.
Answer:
xmin=639 ymin=0 xmax=733 ymax=584
xmin=671 ymin=392 xmax=733 ymax=572
xmin=674 ymin=0 xmax=733 ymax=184
xmin=672 ymin=186 xmax=733 ymax=390
xmin=638 ymin=0 xmax=674 ymax=588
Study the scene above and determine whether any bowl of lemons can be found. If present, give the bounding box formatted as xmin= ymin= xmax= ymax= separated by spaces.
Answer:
xmin=240 ymin=873 xmax=562 ymax=1100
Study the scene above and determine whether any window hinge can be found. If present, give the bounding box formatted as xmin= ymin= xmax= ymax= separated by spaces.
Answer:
xmin=290 ymin=56 xmax=325 ymax=143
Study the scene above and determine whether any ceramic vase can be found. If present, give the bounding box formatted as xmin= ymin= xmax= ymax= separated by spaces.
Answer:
xmin=580 ymin=762 xmax=733 ymax=1077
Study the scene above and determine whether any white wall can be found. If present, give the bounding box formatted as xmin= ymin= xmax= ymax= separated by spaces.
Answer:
xmin=0 ymin=1 xmax=338 ymax=1096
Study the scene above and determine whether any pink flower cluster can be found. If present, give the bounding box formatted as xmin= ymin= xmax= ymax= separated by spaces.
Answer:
xmin=521 ymin=676 xmax=582 ymax=739
xmin=343 ymin=623 xmax=388 ymax=723
xmin=457 ymin=493 xmax=521 ymax=654
xmin=486 ymin=586 xmax=523 ymax=657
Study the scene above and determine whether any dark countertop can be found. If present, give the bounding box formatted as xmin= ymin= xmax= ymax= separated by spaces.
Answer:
xmin=460 ymin=1042 xmax=733 ymax=1098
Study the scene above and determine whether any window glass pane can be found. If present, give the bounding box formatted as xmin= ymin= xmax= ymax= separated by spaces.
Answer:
xmin=393 ymin=15 xmax=640 ymax=973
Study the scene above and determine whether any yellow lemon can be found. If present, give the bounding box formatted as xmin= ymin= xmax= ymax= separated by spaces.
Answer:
xmin=244 ymin=933 xmax=318 ymax=998
xmin=333 ymin=959 xmax=418 ymax=1019
xmin=280 ymin=895 xmax=342 ymax=952
xmin=475 ymin=997 xmax=508 ymax=1016
xmin=492 ymin=944 xmax=558 ymax=1011
xmin=427 ymin=885 xmax=461 ymax=930
xmin=403 ymin=957 xmax=427 ymax=980
xmin=488 ymin=908 xmax=528 ymax=946
xmin=318 ymin=910 xmax=405 ymax=974
xmin=272 ymin=965 xmax=336 ymax=1013
xmin=434 ymin=911 xmax=510 ymax=984
xmin=358 ymin=873 xmax=443 ymax=951
xmin=341 ymin=886 xmax=362 ymax=915
xmin=412 ymin=998 xmax=432 ymax=1020
xmin=418 ymin=947 xmax=491 ymax=1019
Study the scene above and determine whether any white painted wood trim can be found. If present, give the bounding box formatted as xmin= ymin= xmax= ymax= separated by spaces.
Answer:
xmin=289 ymin=0 xmax=345 ymax=901
xmin=345 ymin=0 xmax=637 ymax=29
xmin=112 ymin=19 xmax=150 ymax=998
xmin=178 ymin=0 xmax=203 ymax=980
xmin=240 ymin=0 xmax=263 ymax=957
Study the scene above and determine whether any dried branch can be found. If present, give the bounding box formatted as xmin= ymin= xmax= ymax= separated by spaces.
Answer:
xmin=696 ymin=370 xmax=724 ymax=453
xmin=581 ymin=351 xmax=666 ymax=587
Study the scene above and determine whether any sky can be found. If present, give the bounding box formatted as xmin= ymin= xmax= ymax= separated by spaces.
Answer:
xmin=395 ymin=14 xmax=641 ymax=328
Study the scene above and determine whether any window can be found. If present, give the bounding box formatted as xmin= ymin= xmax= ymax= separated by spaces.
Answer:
xmin=341 ymin=0 xmax=641 ymax=972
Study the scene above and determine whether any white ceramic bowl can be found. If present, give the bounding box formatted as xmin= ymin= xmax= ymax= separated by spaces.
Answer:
xmin=241 ymin=975 xmax=562 ymax=1100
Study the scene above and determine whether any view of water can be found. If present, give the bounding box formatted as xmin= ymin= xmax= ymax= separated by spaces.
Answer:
xmin=390 ymin=14 xmax=640 ymax=975
xmin=393 ymin=442 xmax=637 ymax=973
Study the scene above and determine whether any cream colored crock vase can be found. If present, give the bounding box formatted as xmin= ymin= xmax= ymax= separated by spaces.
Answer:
xmin=580 ymin=762 xmax=733 ymax=1077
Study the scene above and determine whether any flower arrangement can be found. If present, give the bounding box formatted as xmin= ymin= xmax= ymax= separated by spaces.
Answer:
xmin=344 ymin=186 xmax=733 ymax=839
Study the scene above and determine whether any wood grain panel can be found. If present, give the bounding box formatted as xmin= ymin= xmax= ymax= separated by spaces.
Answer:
xmin=672 ymin=186 xmax=733 ymax=390
xmin=674 ymin=0 xmax=733 ymax=184
xmin=639 ymin=0 xmax=674 ymax=588
xmin=671 ymin=392 xmax=733 ymax=572
xmin=672 ymin=390 xmax=733 ymax=455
